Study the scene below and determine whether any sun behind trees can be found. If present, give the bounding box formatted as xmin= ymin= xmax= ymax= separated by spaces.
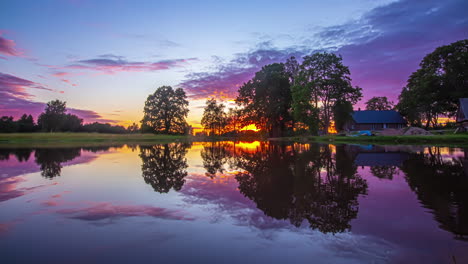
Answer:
xmin=200 ymin=52 xmax=362 ymax=137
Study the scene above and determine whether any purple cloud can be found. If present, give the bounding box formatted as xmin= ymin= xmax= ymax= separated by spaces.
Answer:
xmin=0 ymin=72 xmax=117 ymax=123
xmin=56 ymin=202 xmax=194 ymax=222
xmin=179 ymin=45 xmax=305 ymax=100
xmin=329 ymin=0 xmax=468 ymax=105
xmin=179 ymin=0 xmax=467 ymax=105
xmin=0 ymin=72 xmax=62 ymax=99
xmin=0 ymin=32 xmax=22 ymax=57
xmin=65 ymin=55 xmax=196 ymax=74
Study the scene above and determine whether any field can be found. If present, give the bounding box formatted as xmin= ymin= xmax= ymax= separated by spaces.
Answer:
xmin=0 ymin=133 xmax=189 ymax=147
xmin=1 ymin=132 xmax=468 ymax=148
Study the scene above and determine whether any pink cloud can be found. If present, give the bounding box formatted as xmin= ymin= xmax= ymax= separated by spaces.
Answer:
xmin=0 ymin=72 xmax=62 ymax=99
xmin=65 ymin=55 xmax=197 ymax=75
xmin=56 ymin=202 xmax=195 ymax=222
xmin=0 ymin=32 xmax=23 ymax=57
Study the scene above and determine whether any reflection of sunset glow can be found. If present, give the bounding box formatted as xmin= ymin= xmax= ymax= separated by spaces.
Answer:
xmin=240 ymin=124 xmax=260 ymax=131
xmin=235 ymin=141 xmax=261 ymax=150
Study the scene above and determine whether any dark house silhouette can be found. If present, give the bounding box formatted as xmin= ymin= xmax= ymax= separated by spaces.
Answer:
xmin=344 ymin=110 xmax=406 ymax=131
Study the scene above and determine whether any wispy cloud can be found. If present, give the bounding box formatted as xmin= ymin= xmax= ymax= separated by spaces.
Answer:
xmin=64 ymin=55 xmax=197 ymax=74
xmin=0 ymin=72 xmax=117 ymax=123
xmin=0 ymin=31 xmax=23 ymax=57
xmin=56 ymin=202 xmax=195 ymax=222
xmin=179 ymin=44 xmax=306 ymax=100
xmin=179 ymin=0 xmax=467 ymax=104
xmin=0 ymin=72 xmax=63 ymax=99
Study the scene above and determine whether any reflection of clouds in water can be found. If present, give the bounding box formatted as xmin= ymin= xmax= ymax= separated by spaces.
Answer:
xmin=181 ymin=172 xmax=395 ymax=262
xmin=56 ymin=202 xmax=195 ymax=223
xmin=0 ymin=176 xmax=56 ymax=202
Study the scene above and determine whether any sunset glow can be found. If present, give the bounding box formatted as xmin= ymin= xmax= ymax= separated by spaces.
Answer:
xmin=1 ymin=0 xmax=466 ymax=128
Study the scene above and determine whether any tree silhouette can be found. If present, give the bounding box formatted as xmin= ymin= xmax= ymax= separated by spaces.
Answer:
xmin=365 ymin=96 xmax=394 ymax=111
xmin=236 ymin=63 xmax=292 ymax=137
xmin=400 ymin=147 xmax=468 ymax=240
xmin=34 ymin=148 xmax=82 ymax=178
xmin=141 ymin=86 xmax=189 ymax=134
xmin=139 ymin=143 xmax=191 ymax=193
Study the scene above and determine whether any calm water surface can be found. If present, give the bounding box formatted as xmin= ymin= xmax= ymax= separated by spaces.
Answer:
xmin=1 ymin=142 xmax=467 ymax=264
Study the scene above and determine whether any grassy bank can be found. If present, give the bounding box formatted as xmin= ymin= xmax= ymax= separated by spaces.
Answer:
xmin=279 ymin=134 xmax=468 ymax=146
xmin=0 ymin=133 xmax=189 ymax=147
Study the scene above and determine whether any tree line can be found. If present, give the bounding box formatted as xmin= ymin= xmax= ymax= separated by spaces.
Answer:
xmin=200 ymin=39 xmax=467 ymax=136
xmin=200 ymin=52 xmax=363 ymax=137
xmin=0 ymin=100 xmax=137 ymax=133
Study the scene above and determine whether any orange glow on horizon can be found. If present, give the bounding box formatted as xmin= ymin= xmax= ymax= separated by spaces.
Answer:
xmin=240 ymin=124 xmax=260 ymax=131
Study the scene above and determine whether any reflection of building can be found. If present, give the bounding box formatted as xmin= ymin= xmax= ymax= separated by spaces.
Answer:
xmin=354 ymin=152 xmax=409 ymax=167
xmin=346 ymin=145 xmax=410 ymax=167
xmin=345 ymin=110 xmax=406 ymax=131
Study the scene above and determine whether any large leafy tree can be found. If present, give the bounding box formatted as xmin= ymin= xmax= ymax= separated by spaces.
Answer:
xmin=38 ymin=100 xmax=82 ymax=132
xmin=141 ymin=86 xmax=189 ymax=134
xmin=397 ymin=39 xmax=468 ymax=127
xmin=201 ymin=98 xmax=227 ymax=135
xmin=292 ymin=53 xmax=362 ymax=133
xmin=236 ymin=63 xmax=292 ymax=137
xmin=365 ymin=96 xmax=394 ymax=110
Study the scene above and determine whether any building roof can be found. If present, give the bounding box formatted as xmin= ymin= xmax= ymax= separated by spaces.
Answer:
xmin=352 ymin=110 xmax=406 ymax=124
xmin=457 ymin=98 xmax=468 ymax=122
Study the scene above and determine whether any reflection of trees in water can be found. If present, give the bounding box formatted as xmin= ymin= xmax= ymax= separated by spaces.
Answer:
xmin=370 ymin=166 xmax=398 ymax=180
xmin=200 ymin=142 xmax=230 ymax=178
xmin=1 ymin=146 xmax=122 ymax=178
xmin=203 ymin=142 xmax=368 ymax=233
xmin=139 ymin=143 xmax=191 ymax=193
xmin=35 ymin=148 xmax=83 ymax=178
xmin=0 ymin=148 xmax=32 ymax=162
xmin=401 ymin=147 xmax=468 ymax=241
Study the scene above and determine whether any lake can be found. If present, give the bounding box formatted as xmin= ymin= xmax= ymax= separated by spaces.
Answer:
xmin=1 ymin=141 xmax=467 ymax=264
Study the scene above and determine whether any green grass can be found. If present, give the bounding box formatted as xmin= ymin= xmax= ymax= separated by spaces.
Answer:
xmin=0 ymin=133 xmax=190 ymax=147
xmin=282 ymin=134 xmax=468 ymax=147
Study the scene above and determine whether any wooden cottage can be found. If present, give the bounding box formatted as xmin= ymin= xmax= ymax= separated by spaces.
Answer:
xmin=345 ymin=110 xmax=406 ymax=131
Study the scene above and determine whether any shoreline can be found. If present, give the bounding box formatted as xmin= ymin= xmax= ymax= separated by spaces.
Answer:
xmin=1 ymin=132 xmax=467 ymax=147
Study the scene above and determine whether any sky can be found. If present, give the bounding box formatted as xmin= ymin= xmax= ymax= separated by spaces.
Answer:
xmin=1 ymin=0 xmax=467 ymax=129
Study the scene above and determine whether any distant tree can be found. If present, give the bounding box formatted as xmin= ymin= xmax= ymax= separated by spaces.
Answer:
xmin=236 ymin=63 xmax=292 ymax=137
xmin=0 ymin=116 xmax=17 ymax=133
xmin=38 ymin=100 xmax=67 ymax=132
xmin=81 ymin=122 xmax=127 ymax=134
xmin=17 ymin=114 xmax=36 ymax=132
xmin=127 ymin=122 xmax=140 ymax=133
xmin=365 ymin=96 xmax=394 ymax=111
xmin=333 ymin=100 xmax=354 ymax=132
xmin=63 ymin=114 xmax=83 ymax=132
xmin=141 ymin=86 xmax=189 ymax=134
xmin=396 ymin=39 xmax=468 ymax=127
xmin=225 ymin=107 xmax=242 ymax=134
xmin=201 ymin=98 xmax=227 ymax=136
xmin=296 ymin=53 xmax=362 ymax=133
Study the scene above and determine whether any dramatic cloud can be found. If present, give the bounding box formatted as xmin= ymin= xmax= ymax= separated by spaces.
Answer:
xmin=56 ymin=202 xmax=195 ymax=222
xmin=0 ymin=72 xmax=61 ymax=99
xmin=179 ymin=0 xmax=468 ymax=104
xmin=330 ymin=0 xmax=468 ymax=103
xmin=0 ymin=73 xmax=116 ymax=123
xmin=0 ymin=32 xmax=22 ymax=57
xmin=179 ymin=45 xmax=306 ymax=100
xmin=65 ymin=54 xmax=196 ymax=74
